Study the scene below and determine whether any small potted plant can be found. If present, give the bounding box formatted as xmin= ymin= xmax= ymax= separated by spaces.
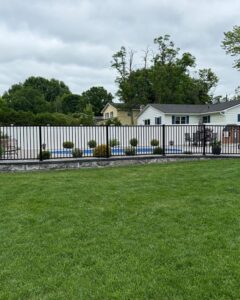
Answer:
xmin=210 ymin=140 xmax=221 ymax=155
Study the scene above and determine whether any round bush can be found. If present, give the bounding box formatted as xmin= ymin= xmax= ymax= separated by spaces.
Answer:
xmin=153 ymin=147 xmax=163 ymax=155
xmin=125 ymin=147 xmax=136 ymax=156
xmin=38 ymin=150 xmax=51 ymax=160
xmin=93 ymin=144 xmax=111 ymax=157
xmin=72 ymin=148 xmax=83 ymax=158
xmin=129 ymin=138 xmax=138 ymax=147
xmin=88 ymin=140 xmax=97 ymax=148
xmin=151 ymin=139 xmax=159 ymax=147
xmin=109 ymin=139 xmax=119 ymax=147
xmin=63 ymin=141 xmax=74 ymax=149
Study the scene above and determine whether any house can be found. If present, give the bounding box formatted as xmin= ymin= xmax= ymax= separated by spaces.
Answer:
xmin=137 ymin=101 xmax=240 ymax=126
xmin=101 ymin=103 xmax=142 ymax=125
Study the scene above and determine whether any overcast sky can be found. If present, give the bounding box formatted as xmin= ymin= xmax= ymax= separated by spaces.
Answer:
xmin=0 ymin=0 xmax=239 ymax=99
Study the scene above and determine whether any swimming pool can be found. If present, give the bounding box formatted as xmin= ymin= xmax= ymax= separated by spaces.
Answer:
xmin=51 ymin=146 xmax=182 ymax=157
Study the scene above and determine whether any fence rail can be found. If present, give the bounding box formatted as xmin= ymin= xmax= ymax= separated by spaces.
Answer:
xmin=0 ymin=124 xmax=240 ymax=161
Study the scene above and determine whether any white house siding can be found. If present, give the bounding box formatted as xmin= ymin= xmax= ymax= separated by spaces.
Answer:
xmin=137 ymin=106 xmax=166 ymax=125
xmin=224 ymin=105 xmax=240 ymax=124
xmin=138 ymin=107 xmax=201 ymax=125
xmin=206 ymin=113 xmax=224 ymax=124
xmin=137 ymin=106 xmax=240 ymax=126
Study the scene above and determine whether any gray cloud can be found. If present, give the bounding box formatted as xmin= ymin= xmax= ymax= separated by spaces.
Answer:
xmin=0 ymin=0 xmax=239 ymax=97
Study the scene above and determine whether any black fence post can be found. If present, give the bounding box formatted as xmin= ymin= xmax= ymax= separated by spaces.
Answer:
xmin=39 ymin=126 xmax=43 ymax=161
xmin=162 ymin=124 xmax=166 ymax=156
xmin=203 ymin=124 xmax=206 ymax=156
xmin=106 ymin=125 xmax=109 ymax=158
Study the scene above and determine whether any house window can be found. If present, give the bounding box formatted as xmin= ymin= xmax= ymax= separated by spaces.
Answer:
xmin=155 ymin=117 xmax=162 ymax=125
xmin=203 ymin=115 xmax=211 ymax=123
xmin=110 ymin=112 xmax=114 ymax=118
xmin=144 ymin=119 xmax=151 ymax=125
xmin=172 ymin=116 xmax=189 ymax=124
xmin=105 ymin=113 xmax=109 ymax=119
xmin=238 ymin=114 xmax=240 ymax=122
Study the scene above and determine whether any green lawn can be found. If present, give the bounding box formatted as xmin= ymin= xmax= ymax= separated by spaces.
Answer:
xmin=1 ymin=160 xmax=240 ymax=299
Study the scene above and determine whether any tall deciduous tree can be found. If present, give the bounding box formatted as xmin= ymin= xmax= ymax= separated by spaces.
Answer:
xmin=61 ymin=94 xmax=83 ymax=114
xmin=112 ymin=35 xmax=218 ymax=105
xmin=80 ymin=87 xmax=113 ymax=115
xmin=3 ymin=76 xmax=72 ymax=113
xmin=5 ymin=86 xmax=50 ymax=113
xmin=222 ymin=25 xmax=240 ymax=70
xmin=24 ymin=77 xmax=71 ymax=103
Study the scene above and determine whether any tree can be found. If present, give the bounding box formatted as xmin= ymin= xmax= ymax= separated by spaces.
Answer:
xmin=80 ymin=87 xmax=113 ymax=115
xmin=5 ymin=86 xmax=50 ymax=113
xmin=79 ymin=103 xmax=95 ymax=125
xmin=112 ymin=35 xmax=218 ymax=105
xmin=24 ymin=76 xmax=71 ymax=103
xmin=61 ymin=94 xmax=82 ymax=114
xmin=2 ymin=76 xmax=72 ymax=114
xmin=0 ymin=96 xmax=7 ymax=110
xmin=222 ymin=25 xmax=240 ymax=70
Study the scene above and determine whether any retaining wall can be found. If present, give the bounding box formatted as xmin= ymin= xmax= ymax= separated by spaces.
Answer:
xmin=0 ymin=155 xmax=233 ymax=172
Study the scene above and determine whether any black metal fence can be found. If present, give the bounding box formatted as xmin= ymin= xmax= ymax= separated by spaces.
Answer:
xmin=0 ymin=124 xmax=240 ymax=161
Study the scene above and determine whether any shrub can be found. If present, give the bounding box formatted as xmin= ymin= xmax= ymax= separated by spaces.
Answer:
xmin=109 ymin=139 xmax=119 ymax=147
xmin=125 ymin=147 xmax=136 ymax=156
xmin=0 ymin=147 xmax=4 ymax=158
xmin=153 ymin=147 xmax=163 ymax=155
xmin=151 ymin=139 xmax=159 ymax=147
xmin=130 ymin=138 xmax=138 ymax=147
xmin=63 ymin=141 xmax=74 ymax=149
xmin=38 ymin=150 xmax=51 ymax=160
xmin=105 ymin=117 xmax=122 ymax=126
xmin=93 ymin=144 xmax=111 ymax=157
xmin=72 ymin=148 xmax=83 ymax=158
xmin=88 ymin=140 xmax=97 ymax=148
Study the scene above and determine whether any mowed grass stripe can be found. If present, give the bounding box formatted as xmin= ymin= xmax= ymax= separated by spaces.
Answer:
xmin=0 ymin=159 xmax=240 ymax=299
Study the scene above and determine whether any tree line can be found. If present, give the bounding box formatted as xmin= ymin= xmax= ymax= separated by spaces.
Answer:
xmin=0 ymin=29 xmax=239 ymax=125
xmin=0 ymin=78 xmax=113 ymax=125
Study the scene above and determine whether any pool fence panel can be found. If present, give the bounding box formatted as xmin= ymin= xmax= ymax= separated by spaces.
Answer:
xmin=0 ymin=124 xmax=240 ymax=161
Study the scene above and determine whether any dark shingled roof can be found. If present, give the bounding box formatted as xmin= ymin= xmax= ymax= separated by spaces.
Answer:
xmin=111 ymin=103 xmax=141 ymax=110
xmin=150 ymin=100 xmax=240 ymax=114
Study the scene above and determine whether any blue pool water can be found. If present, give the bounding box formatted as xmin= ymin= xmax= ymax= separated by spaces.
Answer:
xmin=51 ymin=147 xmax=182 ymax=156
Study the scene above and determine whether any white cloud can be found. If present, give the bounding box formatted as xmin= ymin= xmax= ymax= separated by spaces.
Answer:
xmin=0 ymin=0 xmax=239 ymax=97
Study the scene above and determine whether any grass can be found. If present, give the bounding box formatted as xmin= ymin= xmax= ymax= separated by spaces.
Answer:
xmin=0 ymin=159 xmax=240 ymax=299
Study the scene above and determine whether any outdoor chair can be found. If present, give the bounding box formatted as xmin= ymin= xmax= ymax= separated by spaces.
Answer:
xmin=2 ymin=138 xmax=19 ymax=158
